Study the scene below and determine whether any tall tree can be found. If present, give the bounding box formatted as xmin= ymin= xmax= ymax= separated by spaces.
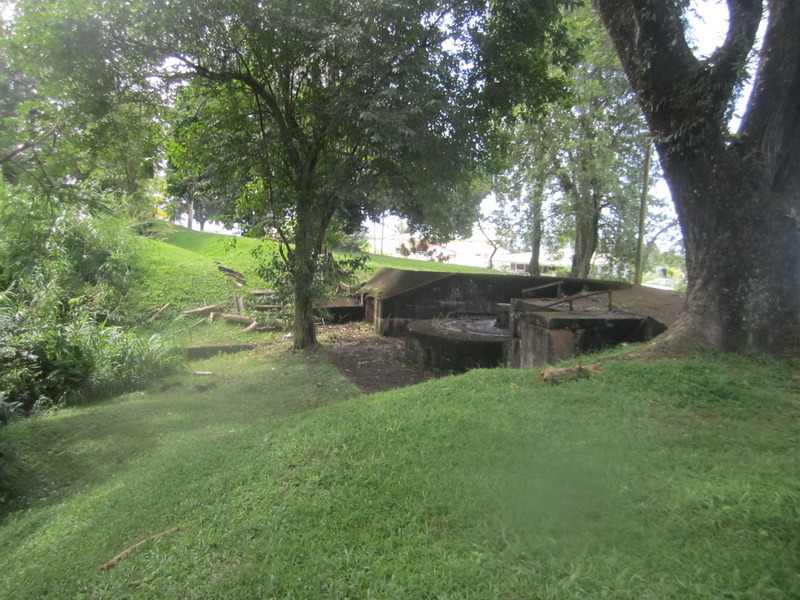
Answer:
xmin=491 ymin=9 xmax=657 ymax=279
xmin=11 ymin=0 xmax=488 ymax=348
xmin=592 ymin=0 xmax=800 ymax=355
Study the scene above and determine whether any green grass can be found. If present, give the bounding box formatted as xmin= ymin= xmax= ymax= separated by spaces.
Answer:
xmin=122 ymin=223 xmax=504 ymax=344
xmin=360 ymin=252 xmax=507 ymax=274
xmin=1 ymin=350 xmax=798 ymax=599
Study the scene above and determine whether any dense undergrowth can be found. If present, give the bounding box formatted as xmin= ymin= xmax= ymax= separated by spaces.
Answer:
xmin=0 ymin=189 xmax=185 ymax=417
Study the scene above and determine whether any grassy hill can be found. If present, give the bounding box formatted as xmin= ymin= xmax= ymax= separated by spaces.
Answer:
xmin=121 ymin=222 xmax=503 ymax=340
xmin=1 ymin=224 xmax=798 ymax=599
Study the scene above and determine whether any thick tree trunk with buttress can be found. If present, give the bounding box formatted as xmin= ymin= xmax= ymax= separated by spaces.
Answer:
xmin=656 ymin=149 xmax=800 ymax=354
xmin=592 ymin=0 xmax=800 ymax=356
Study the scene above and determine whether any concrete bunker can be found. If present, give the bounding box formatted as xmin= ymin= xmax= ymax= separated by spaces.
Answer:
xmin=360 ymin=267 xmax=684 ymax=371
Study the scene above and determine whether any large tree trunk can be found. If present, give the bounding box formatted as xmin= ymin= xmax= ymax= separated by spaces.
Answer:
xmin=657 ymin=150 xmax=800 ymax=354
xmin=291 ymin=200 xmax=319 ymax=350
xmin=592 ymin=0 xmax=800 ymax=356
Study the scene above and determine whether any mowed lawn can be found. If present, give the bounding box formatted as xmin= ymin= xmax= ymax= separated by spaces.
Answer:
xmin=1 ymin=347 xmax=799 ymax=599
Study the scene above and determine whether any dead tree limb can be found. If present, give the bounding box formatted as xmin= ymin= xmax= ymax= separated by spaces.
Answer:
xmin=98 ymin=527 xmax=181 ymax=571
xmin=145 ymin=303 xmax=171 ymax=323
xmin=182 ymin=305 xmax=223 ymax=316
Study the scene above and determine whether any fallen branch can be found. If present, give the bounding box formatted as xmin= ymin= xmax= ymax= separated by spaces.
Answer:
xmin=186 ymin=316 xmax=207 ymax=330
xmin=538 ymin=363 xmax=602 ymax=384
xmin=217 ymin=263 xmax=246 ymax=286
xmin=98 ymin=527 xmax=180 ymax=571
xmin=221 ymin=313 xmax=255 ymax=326
xmin=182 ymin=305 xmax=223 ymax=316
xmin=145 ymin=303 xmax=171 ymax=324
xmin=243 ymin=321 xmax=260 ymax=333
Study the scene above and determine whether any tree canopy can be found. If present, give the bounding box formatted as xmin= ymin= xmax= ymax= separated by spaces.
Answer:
xmin=8 ymin=0 xmax=582 ymax=348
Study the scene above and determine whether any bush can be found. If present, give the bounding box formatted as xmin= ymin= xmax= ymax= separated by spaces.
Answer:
xmin=0 ymin=291 xmax=183 ymax=412
xmin=0 ymin=184 xmax=184 ymax=414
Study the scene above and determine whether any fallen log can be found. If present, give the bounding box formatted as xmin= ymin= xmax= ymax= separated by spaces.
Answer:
xmin=182 ymin=305 xmax=223 ymax=316
xmin=253 ymin=304 xmax=283 ymax=311
xmin=243 ymin=321 xmax=260 ymax=333
xmin=221 ymin=313 xmax=255 ymax=326
xmin=217 ymin=263 xmax=246 ymax=286
xmin=538 ymin=363 xmax=602 ymax=384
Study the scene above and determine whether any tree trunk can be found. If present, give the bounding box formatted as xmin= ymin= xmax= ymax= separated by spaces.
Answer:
xmin=570 ymin=194 xmax=600 ymax=278
xmin=187 ymin=199 xmax=194 ymax=230
xmin=527 ymin=182 xmax=544 ymax=276
xmin=591 ymin=0 xmax=800 ymax=356
xmin=292 ymin=203 xmax=319 ymax=350
xmin=654 ymin=151 xmax=800 ymax=355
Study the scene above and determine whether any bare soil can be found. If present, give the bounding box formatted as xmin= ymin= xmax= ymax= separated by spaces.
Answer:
xmin=317 ymin=322 xmax=442 ymax=394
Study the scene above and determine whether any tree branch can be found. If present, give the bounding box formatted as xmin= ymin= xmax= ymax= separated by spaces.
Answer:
xmin=739 ymin=0 xmax=800 ymax=193
xmin=178 ymin=57 xmax=304 ymax=171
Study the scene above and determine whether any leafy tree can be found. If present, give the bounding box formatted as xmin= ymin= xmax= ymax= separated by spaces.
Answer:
xmin=10 ymin=0 xmax=579 ymax=349
xmin=491 ymin=8 xmax=660 ymax=280
xmin=592 ymin=0 xmax=800 ymax=355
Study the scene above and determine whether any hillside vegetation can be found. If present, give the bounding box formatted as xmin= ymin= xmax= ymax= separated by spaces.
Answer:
xmin=124 ymin=222 xmax=502 ymax=339
xmin=1 ymin=224 xmax=798 ymax=599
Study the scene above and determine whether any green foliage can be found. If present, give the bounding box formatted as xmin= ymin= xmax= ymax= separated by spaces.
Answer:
xmin=490 ymin=7 xmax=674 ymax=280
xmin=396 ymin=237 xmax=453 ymax=262
xmin=9 ymin=0 xmax=584 ymax=348
xmin=0 ymin=184 xmax=182 ymax=412
xmin=0 ymin=296 xmax=182 ymax=412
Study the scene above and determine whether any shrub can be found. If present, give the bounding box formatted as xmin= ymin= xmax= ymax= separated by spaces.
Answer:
xmin=0 ymin=184 xmax=183 ymax=413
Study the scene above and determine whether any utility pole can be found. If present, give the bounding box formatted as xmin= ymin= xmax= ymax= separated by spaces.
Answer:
xmin=634 ymin=143 xmax=652 ymax=285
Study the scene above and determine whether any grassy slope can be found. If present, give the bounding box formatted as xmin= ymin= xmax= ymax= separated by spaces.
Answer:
xmin=1 ymin=225 xmax=798 ymax=598
xmin=0 ymin=350 xmax=798 ymax=599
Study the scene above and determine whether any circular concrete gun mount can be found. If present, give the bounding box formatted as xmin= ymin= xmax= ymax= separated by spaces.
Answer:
xmin=404 ymin=318 xmax=510 ymax=373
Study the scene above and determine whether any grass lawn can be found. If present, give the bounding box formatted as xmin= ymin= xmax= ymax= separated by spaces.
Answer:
xmin=1 ymin=349 xmax=798 ymax=599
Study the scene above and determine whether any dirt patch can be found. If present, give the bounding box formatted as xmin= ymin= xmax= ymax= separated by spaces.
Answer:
xmin=317 ymin=322 xmax=442 ymax=394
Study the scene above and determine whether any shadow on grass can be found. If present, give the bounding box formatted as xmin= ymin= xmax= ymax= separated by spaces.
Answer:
xmin=0 ymin=347 xmax=360 ymax=520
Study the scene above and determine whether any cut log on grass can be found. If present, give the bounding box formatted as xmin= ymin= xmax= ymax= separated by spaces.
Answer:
xmin=182 ymin=305 xmax=223 ymax=316
xmin=243 ymin=321 xmax=260 ymax=333
xmin=253 ymin=304 xmax=283 ymax=311
xmin=538 ymin=363 xmax=602 ymax=384
xmin=221 ymin=313 xmax=255 ymax=326
xmin=234 ymin=295 xmax=245 ymax=313
xmin=98 ymin=527 xmax=180 ymax=571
